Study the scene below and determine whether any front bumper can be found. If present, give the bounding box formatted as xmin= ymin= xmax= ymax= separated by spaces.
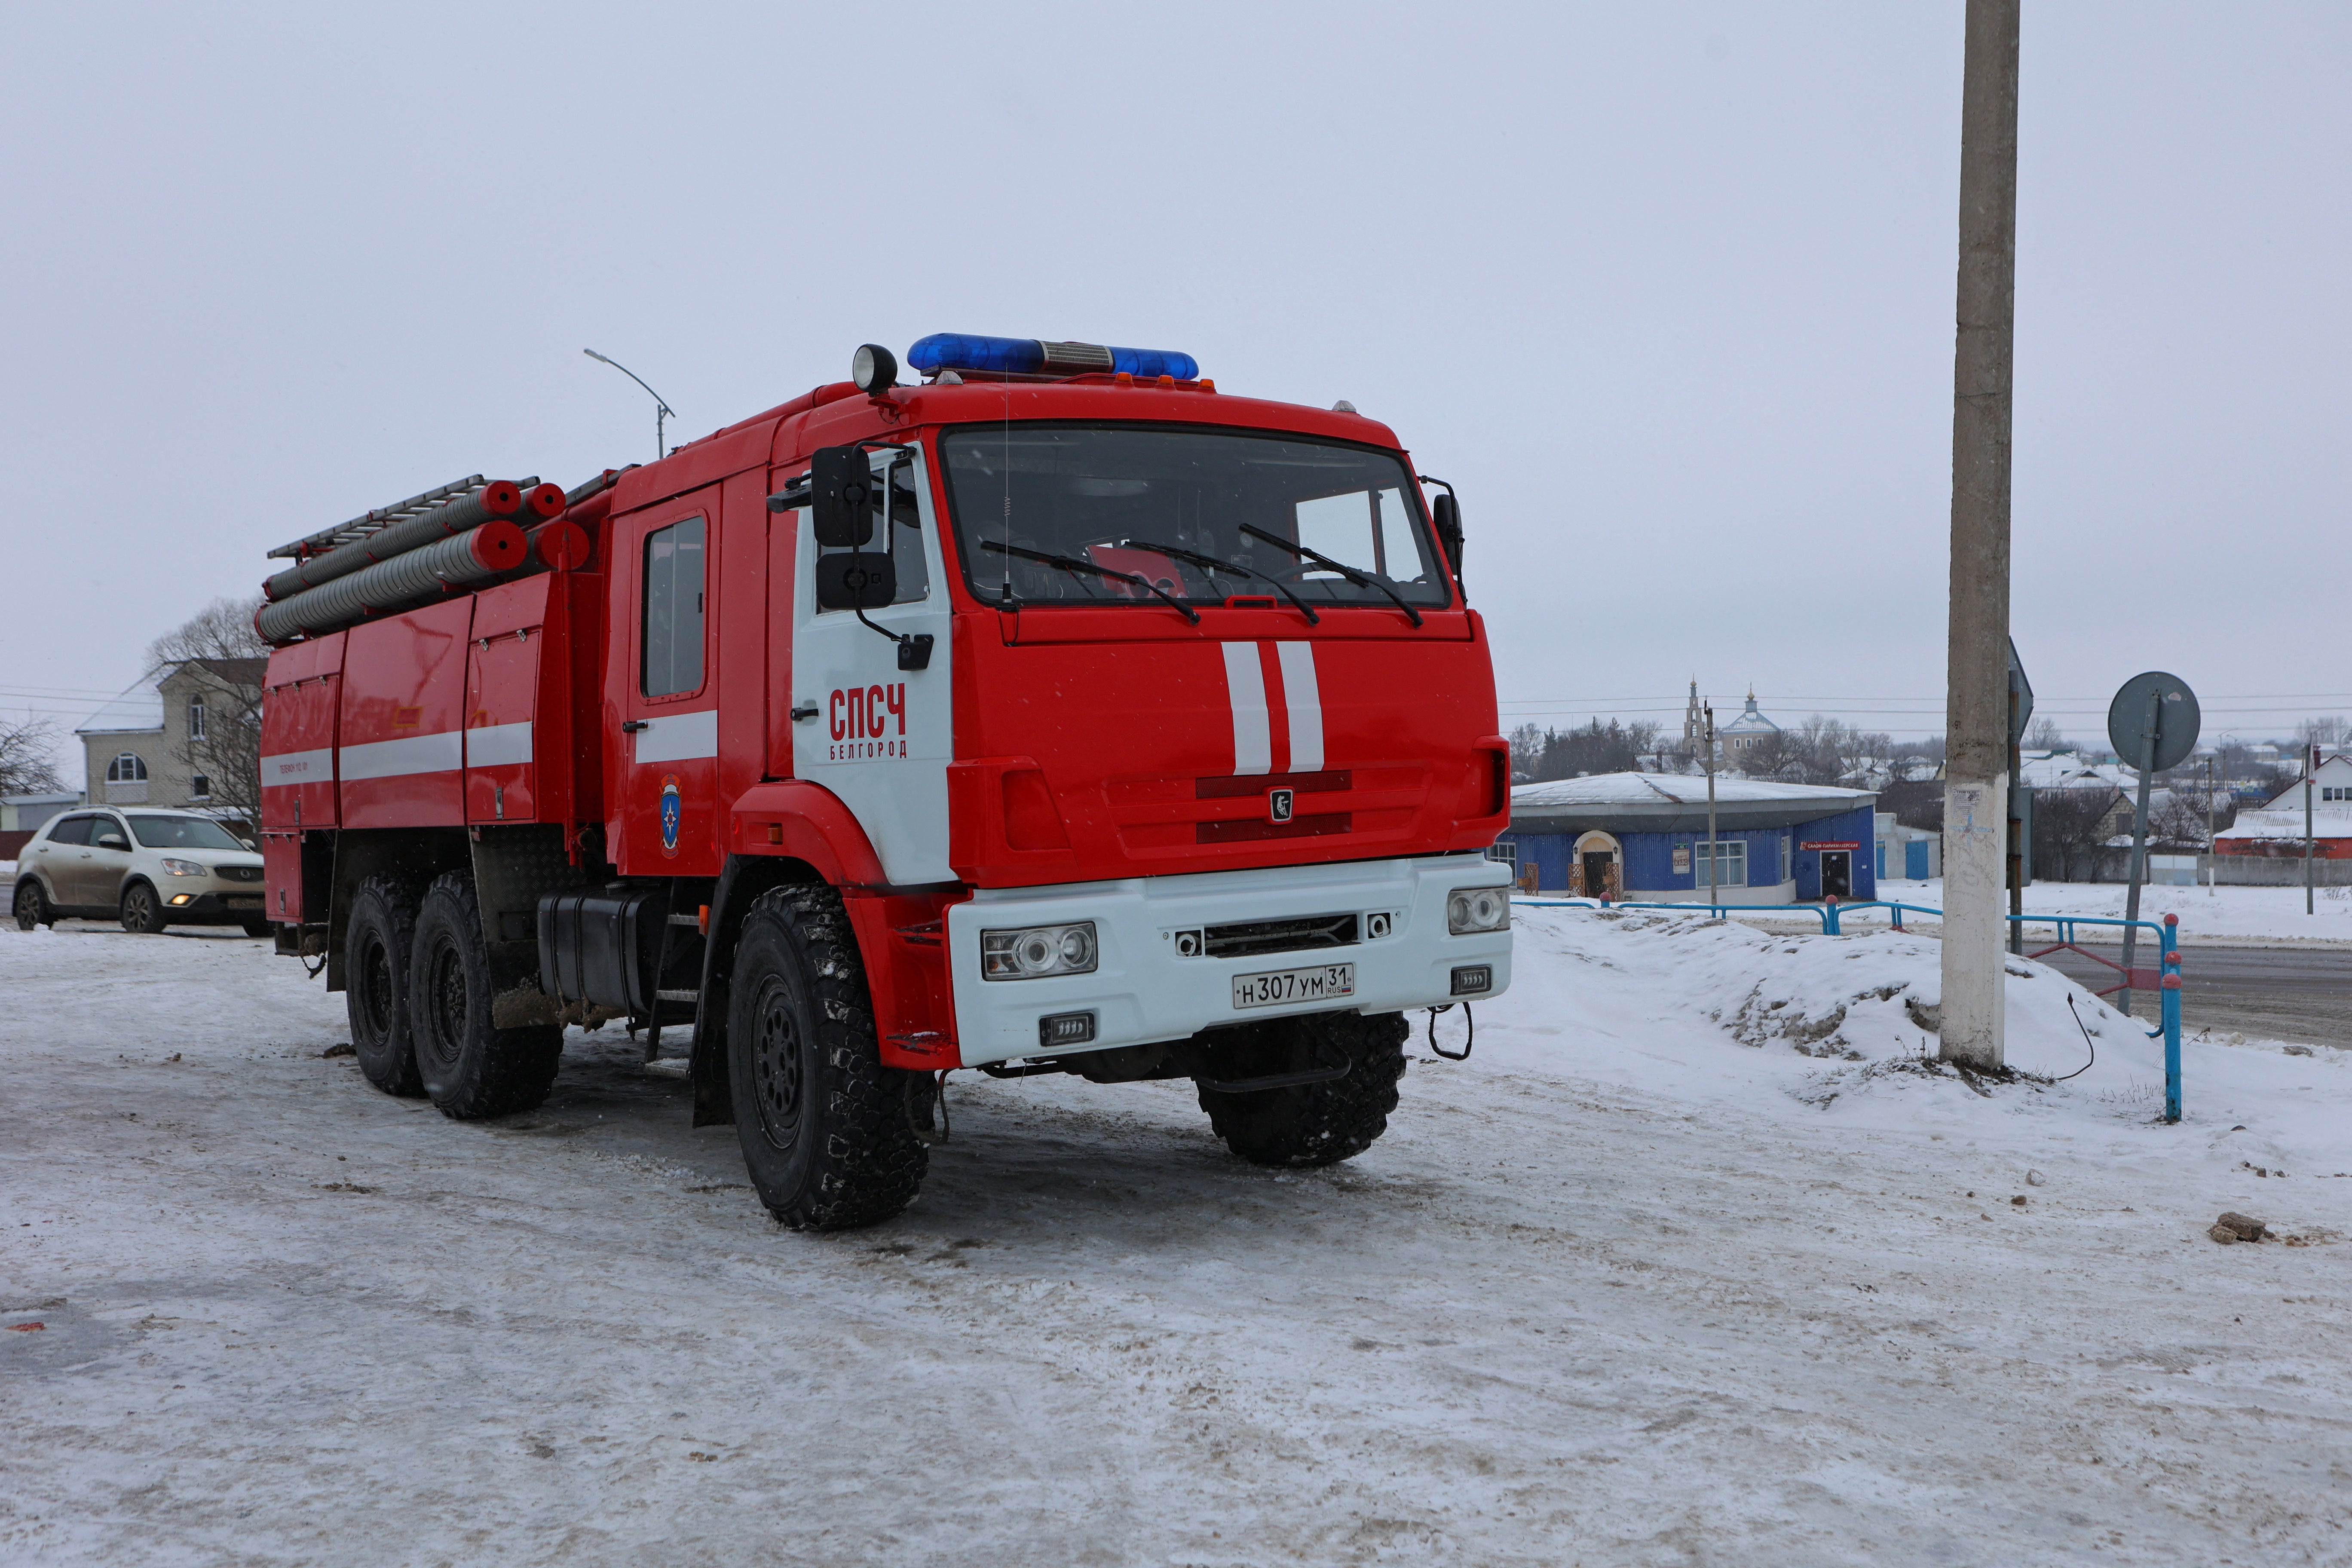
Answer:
xmin=156 ymin=887 xmax=269 ymax=924
xmin=946 ymin=853 xmax=1513 ymax=1067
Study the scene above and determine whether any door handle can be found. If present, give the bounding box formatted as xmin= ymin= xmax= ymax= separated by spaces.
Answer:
xmin=791 ymin=703 xmax=820 ymax=723
xmin=621 ymin=720 xmax=650 ymax=732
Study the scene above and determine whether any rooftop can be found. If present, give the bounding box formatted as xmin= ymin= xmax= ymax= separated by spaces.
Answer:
xmin=1511 ymin=772 xmax=1876 ymax=834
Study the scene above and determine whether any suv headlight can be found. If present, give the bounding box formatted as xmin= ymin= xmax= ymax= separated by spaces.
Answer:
xmin=1447 ymin=888 xmax=1510 ymax=934
xmin=160 ymin=858 xmax=208 ymax=878
xmin=981 ymin=922 xmax=1098 ymax=980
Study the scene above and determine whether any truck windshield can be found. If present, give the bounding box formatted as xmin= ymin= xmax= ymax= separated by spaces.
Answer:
xmin=939 ymin=424 xmax=1449 ymax=612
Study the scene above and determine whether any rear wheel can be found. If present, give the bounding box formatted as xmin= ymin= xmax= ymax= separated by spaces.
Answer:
xmin=242 ymin=918 xmax=273 ymax=939
xmin=727 ymin=884 xmax=931 ymax=1230
xmin=410 ymin=870 xmax=562 ymax=1119
xmin=1194 ymin=1010 xmax=1410 ymax=1167
xmin=13 ymin=880 xmax=53 ymax=931
xmin=345 ymin=876 xmax=425 ymax=1097
xmin=120 ymin=881 xmax=167 ymax=935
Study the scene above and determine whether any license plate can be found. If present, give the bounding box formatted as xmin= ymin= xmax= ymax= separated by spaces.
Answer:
xmin=1231 ymin=962 xmax=1356 ymax=1010
xmin=226 ymin=895 xmax=263 ymax=909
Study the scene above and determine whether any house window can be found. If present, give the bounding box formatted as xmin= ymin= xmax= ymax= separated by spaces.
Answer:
xmin=188 ymin=692 xmax=206 ymax=741
xmin=105 ymin=753 xmax=148 ymax=783
xmin=1486 ymin=841 xmax=1517 ymax=868
xmin=640 ymin=516 xmax=707 ymax=698
xmin=1694 ymin=839 xmax=1747 ymax=889
xmin=191 ymin=774 xmax=211 ymax=800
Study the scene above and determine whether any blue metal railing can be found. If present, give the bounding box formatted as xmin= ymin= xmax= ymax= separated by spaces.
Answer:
xmin=1513 ymin=895 xmax=2186 ymax=1122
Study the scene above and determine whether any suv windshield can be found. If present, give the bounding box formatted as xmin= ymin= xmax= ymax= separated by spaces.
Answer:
xmin=939 ymin=424 xmax=1449 ymax=611
xmin=127 ymin=815 xmax=249 ymax=851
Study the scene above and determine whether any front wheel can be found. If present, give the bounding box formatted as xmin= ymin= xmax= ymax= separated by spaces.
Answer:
xmin=1194 ymin=1010 xmax=1410 ymax=1167
xmin=121 ymin=882 xmax=168 ymax=935
xmin=13 ymin=880 xmax=53 ymax=931
xmin=409 ymin=871 xmax=562 ymax=1119
xmin=727 ymin=884 xmax=931 ymax=1230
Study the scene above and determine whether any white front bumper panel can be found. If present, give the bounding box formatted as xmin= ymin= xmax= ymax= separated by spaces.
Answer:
xmin=946 ymin=854 xmax=1513 ymax=1067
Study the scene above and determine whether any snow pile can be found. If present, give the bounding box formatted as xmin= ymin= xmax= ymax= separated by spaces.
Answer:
xmin=1495 ymin=904 xmax=2350 ymax=1175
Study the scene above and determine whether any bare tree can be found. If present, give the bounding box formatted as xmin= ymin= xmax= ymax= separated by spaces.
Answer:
xmin=2031 ymin=786 xmax=2123 ymax=881
xmin=1509 ymin=719 xmax=1666 ymax=784
xmin=0 ymin=711 xmax=67 ymax=796
xmin=150 ymin=597 xmax=267 ymax=828
xmin=2023 ymin=715 xmax=2068 ymax=750
xmin=2295 ymin=716 xmax=2348 ymax=750
xmin=146 ymin=595 xmax=268 ymax=669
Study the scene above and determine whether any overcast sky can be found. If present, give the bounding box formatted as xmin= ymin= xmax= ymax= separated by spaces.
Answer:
xmin=4 ymin=3 xmax=2345 ymax=784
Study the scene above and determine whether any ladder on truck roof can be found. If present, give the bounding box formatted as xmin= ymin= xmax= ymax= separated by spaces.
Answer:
xmin=265 ymin=474 xmax=487 ymax=560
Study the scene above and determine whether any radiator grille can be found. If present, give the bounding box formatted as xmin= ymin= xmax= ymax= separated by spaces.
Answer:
xmin=1200 ymin=912 xmax=1359 ymax=960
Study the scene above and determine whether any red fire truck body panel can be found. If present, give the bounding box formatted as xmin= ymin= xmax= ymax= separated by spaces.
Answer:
xmin=337 ymin=597 xmax=473 ymax=830
xmin=463 ymin=576 xmax=548 ymax=824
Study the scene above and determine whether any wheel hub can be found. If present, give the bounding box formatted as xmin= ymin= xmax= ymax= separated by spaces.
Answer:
xmin=358 ymin=936 xmax=393 ymax=1041
xmin=423 ymin=946 xmax=466 ymax=1067
xmin=751 ymin=977 xmax=805 ymax=1153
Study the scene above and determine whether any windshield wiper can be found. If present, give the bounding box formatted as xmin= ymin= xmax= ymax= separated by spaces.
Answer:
xmin=979 ymin=540 xmax=1201 ymax=624
xmin=1237 ymin=524 xmax=1424 ymax=628
xmin=1117 ymin=538 xmax=1319 ymax=625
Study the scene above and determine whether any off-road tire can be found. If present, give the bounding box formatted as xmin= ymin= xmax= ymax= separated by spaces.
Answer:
xmin=727 ymin=883 xmax=931 ymax=1230
xmin=120 ymin=880 xmax=168 ymax=935
xmin=345 ymin=876 xmax=425 ymax=1097
xmin=14 ymin=879 xmax=54 ymax=931
xmin=409 ymin=870 xmax=562 ymax=1119
xmin=1194 ymin=1010 xmax=1411 ymax=1167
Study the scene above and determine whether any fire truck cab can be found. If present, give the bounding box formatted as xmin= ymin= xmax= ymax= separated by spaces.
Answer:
xmin=260 ymin=334 xmax=1512 ymax=1230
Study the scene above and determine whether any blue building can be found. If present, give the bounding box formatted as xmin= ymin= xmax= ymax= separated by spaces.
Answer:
xmin=1498 ymin=772 xmax=1880 ymax=904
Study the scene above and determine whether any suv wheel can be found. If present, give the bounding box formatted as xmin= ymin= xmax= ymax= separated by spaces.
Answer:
xmin=121 ymin=881 xmax=168 ymax=935
xmin=13 ymin=880 xmax=53 ymax=931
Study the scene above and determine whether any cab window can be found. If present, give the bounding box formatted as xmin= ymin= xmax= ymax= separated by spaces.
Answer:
xmin=641 ymin=516 xmax=707 ymax=697
xmin=91 ymin=818 xmax=132 ymax=850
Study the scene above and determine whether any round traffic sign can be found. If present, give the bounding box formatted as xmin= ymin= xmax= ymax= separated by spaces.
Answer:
xmin=2106 ymin=672 xmax=2200 ymax=773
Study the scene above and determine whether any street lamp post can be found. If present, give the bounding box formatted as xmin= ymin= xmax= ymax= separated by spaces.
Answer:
xmin=583 ymin=349 xmax=678 ymax=459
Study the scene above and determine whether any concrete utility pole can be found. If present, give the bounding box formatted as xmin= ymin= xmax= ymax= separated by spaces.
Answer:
xmin=2307 ymin=743 xmax=2318 ymax=915
xmin=1940 ymin=0 xmax=2021 ymax=1070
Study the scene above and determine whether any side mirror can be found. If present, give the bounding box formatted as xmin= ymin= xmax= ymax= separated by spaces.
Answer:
xmin=815 ymin=551 xmax=897 ymax=611
xmin=810 ymin=446 xmax=877 ymax=549
xmin=1431 ymin=492 xmax=1464 ymax=576
xmin=96 ymin=833 xmax=127 ymax=850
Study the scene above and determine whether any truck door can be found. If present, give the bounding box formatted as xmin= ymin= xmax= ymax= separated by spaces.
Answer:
xmin=788 ymin=447 xmax=953 ymax=883
xmin=613 ymin=484 xmax=724 ymax=875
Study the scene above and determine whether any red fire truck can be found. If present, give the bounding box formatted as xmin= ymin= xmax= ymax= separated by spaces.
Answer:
xmin=257 ymin=333 xmax=1513 ymax=1229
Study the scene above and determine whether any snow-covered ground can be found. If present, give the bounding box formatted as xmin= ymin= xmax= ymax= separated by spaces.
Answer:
xmin=5 ymin=913 xmax=2350 ymax=1565
xmin=1853 ymin=877 xmax=2352 ymax=946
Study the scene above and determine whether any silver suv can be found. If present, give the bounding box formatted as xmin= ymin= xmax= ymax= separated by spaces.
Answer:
xmin=12 ymin=808 xmax=269 ymax=936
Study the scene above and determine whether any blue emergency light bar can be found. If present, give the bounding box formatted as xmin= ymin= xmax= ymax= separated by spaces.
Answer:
xmin=908 ymin=333 xmax=1199 ymax=383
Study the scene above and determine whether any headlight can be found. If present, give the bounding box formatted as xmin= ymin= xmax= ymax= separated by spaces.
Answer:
xmin=981 ymin=922 xmax=1098 ymax=980
xmin=160 ymin=858 xmax=208 ymax=878
xmin=1447 ymin=888 xmax=1510 ymax=934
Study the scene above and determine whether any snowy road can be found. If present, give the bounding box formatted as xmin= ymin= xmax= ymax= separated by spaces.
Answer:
xmin=5 ymin=916 xmax=2351 ymax=1566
